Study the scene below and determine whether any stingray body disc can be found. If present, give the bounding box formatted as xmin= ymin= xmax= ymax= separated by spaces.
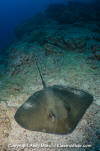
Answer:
xmin=14 ymin=85 xmax=93 ymax=134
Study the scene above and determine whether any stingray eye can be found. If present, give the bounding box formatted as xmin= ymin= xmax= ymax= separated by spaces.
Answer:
xmin=48 ymin=111 xmax=56 ymax=122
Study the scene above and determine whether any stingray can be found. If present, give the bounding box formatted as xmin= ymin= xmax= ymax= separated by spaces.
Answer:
xmin=14 ymin=57 xmax=93 ymax=134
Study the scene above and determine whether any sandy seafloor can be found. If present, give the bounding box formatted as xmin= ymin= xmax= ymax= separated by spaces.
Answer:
xmin=0 ymin=8 xmax=100 ymax=151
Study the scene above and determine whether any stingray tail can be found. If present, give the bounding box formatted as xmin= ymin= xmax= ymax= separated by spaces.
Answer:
xmin=35 ymin=56 xmax=46 ymax=89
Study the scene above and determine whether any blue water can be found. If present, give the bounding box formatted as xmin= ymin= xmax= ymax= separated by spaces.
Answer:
xmin=0 ymin=0 xmax=66 ymax=49
xmin=0 ymin=1 xmax=99 ymax=150
xmin=0 ymin=0 xmax=94 ymax=50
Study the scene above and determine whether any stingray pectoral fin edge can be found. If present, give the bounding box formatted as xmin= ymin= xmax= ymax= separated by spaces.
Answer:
xmin=14 ymin=86 xmax=93 ymax=134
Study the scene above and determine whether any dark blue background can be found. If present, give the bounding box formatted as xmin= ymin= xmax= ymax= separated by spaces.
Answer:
xmin=0 ymin=0 xmax=93 ymax=49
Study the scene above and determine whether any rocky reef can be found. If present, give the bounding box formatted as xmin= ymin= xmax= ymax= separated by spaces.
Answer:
xmin=0 ymin=1 xmax=100 ymax=151
xmin=45 ymin=1 xmax=97 ymax=24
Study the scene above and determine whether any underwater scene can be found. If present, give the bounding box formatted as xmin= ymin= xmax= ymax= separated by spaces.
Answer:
xmin=0 ymin=0 xmax=100 ymax=151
